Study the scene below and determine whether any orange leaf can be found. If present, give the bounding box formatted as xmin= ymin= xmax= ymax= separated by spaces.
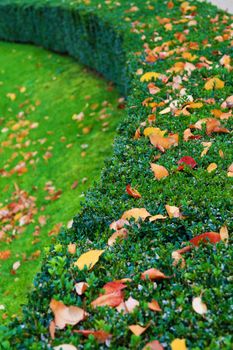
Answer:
xmin=50 ymin=299 xmax=87 ymax=329
xmin=126 ymin=184 xmax=141 ymax=198
xmin=68 ymin=243 xmax=76 ymax=255
xmin=141 ymin=268 xmax=171 ymax=281
xmin=190 ymin=232 xmax=221 ymax=247
xmin=143 ymin=340 xmax=164 ymax=350
xmin=0 ymin=250 xmax=11 ymax=260
xmin=129 ymin=324 xmax=149 ymax=336
xmin=74 ymin=330 xmax=112 ymax=343
xmin=149 ymin=133 xmax=178 ymax=150
xmin=206 ymin=119 xmax=229 ymax=135
xmin=150 ymin=163 xmax=169 ymax=180
xmin=91 ymin=291 xmax=124 ymax=308
xmin=49 ymin=320 xmax=56 ymax=339
xmin=148 ymin=300 xmax=162 ymax=312
xmin=108 ymin=228 xmax=128 ymax=246
xmin=207 ymin=163 xmax=217 ymax=173
xmin=121 ymin=208 xmax=151 ymax=221
xmin=103 ymin=281 xmax=127 ymax=294
xmin=165 ymin=205 xmax=182 ymax=219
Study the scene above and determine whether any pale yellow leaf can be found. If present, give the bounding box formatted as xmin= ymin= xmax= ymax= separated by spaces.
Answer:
xmin=149 ymin=214 xmax=167 ymax=222
xmin=192 ymin=296 xmax=207 ymax=315
xmin=121 ymin=208 xmax=151 ymax=222
xmin=74 ymin=250 xmax=104 ymax=270
xmin=220 ymin=225 xmax=229 ymax=244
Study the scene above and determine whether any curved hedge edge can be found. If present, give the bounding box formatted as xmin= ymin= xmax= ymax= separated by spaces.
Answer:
xmin=0 ymin=0 xmax=233 ymax=349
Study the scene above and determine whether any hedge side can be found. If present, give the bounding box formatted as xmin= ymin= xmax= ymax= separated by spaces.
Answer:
xmin=0 ymin=1 xmax=232 ymax=349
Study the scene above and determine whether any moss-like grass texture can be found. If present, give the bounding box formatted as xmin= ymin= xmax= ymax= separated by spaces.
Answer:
xmin=0 ymin=41 xmax=124 ymax=319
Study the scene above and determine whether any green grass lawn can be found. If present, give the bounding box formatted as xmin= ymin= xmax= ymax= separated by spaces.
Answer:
xmin=0 ymin=41 xmax=124 ymax=321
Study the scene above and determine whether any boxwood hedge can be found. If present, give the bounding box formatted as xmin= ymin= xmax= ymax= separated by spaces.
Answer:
xmin=0 ymin=0 xmax=232 ymax=349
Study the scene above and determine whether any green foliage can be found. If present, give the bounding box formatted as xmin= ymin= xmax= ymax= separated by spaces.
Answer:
xmin=0 ymin=0 xmax=232 ymax=349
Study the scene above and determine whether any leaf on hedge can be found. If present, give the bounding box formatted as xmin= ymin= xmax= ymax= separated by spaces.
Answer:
xmin=49 ymin=320 xmax=56 ymax=339
xmin=0 ymin=250 xmax=11 ymax=260
xmin=148 ymin=300 xmax=162 ymax=312
xmin=151 ymin=163 xmax=169 ymax=180
xmin=141 ymin=268 xmax=171 ymax=281
xmin=140 ymin=72 xmax=160 ymax=82
xmin=108 ymin=229 xmax=128 ymax=246
xmin=121 ymin=208 xmax=151 ymax=221
xmin=74 ymin=250 xmax=104 ymax=270
xmin=117 ymin=296 xmax=139 ymax=314
xmin=192 ymin=296 xmax=208 ymax=315
xmin=75 ymin=282 xmax=89 ymax=296
xmin=220 ymin=225 xmax=229 ymax=244
xmin=68 ymin=243 xmax=76 ymax=254
xmin=74 ymin=330 xmax=112 ymax=343
xmin=126 ymin=184 xmax=141 ymax=198
xmin=171 ymin=338 xmax=187 ymax=350
xmin=172 ymin=251 xmax=186 ymax=268
xmin=144 ymin=127 xmax=167 ymax=137
xmin=50 ymin=299 xmax=87 ymax=329
xmin=103 ymin=281 xmax=128 ymax=294
xmin=177 ymin=156 xmax=197 ymax=170
xmin=149 ymin=133 xmax=178 ymax=150
xmin=129 ymin=324 xmax=149 ymax=336
xmin=54 ymin=345 xmax=77 ymax=350
xmin=143 ymin=340 xmax=164 ymax=350
xmin=110 ymin=219 xmax=129 ymax=231
xmin=149 ymin=214 xmax=167 ymax=222
xmin=190 ymin=232 xmax=220 ymax=246
xmin=207 ymin=163 xmax=217 ymax=173
xmin=91 ymin=291 xmax=124 ymax=308
xmin=227 ymin=163 xmax=233 ymax=177
xmin=165 ymin=205 xmax=182 ymax=219
xmin=204 ymin=77 xmax=224 ymax=90
xmin=206 ymin=119 xmax=229 ymax=135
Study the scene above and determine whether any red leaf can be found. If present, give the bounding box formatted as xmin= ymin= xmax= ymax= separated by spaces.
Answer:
xmin=126 ymin=184 xmax=141 ymax=198
xmin=103 ymin=281 xmax=127 ymax=294
xmin=177 ymin=156 xmax=197 ymax=171
xmin=190 ymin=232 xmax=221 ymax=246
xmin=74 ymin=330 xmax=112 ymax=343
xmin=91 ymin=291 xmax=124 ymax=308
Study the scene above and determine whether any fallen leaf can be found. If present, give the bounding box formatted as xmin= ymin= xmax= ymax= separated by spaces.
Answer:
xmin=74 ymin=250 xmax=104 ymax=270
xmin=124 ymin=296 xmax=139 ymax=313
xmin=206 ymin=119 xmax=229 ymax=135
xmin=177 ymin=156 xmax=197 ymax=170
xmin=149 ymin=214 xmax=167 ymax=222
xmin=171 ymin=338 xmax=187 ymax=350
xmin=141 ymin=268 xmax=171 ymax=281
xmin=12 ymin=261 xmax=20 ymax=271
xmin=227 ymin=163 xmax=233 ymax=177
xmin=75 ymin=282 xmax=89 ymax=296
xmin=143 ymin=340 xmax=164 ymax=350
xmin=190 ymin=232 xmax=221 ymax=247
xmin=165 ymin=205 xmax=182 ymax=219
xmin=0 ymin=250 xmax=11 ymax=260
xmin=201 ymin=142 xmax=212 ymax=157
xmin=91 ymin=291 xmax=124 ymax=308
xmin=207 ymin=163 xmax=217 ymax=173
xmin=204 ymin=77 xmax=224 ymax=90
xmin=109 ymin=219 xmax=129 ymax=231
xmin=121 ymin=208 xmax=151 ymax=221
xmin=192 ymin=296 xmax=208 ymax=315
xmin=172 ymin=251 xmax=186 ymax=268
xmin=144 ymin=127 xmax=167 ymax=137
xmin=54 ymin=345 xmax=77 ymax=350
xmin=73 ymin=330 xmax=112 ymax=343
xmin=129 ymin=324 xmax=149 ymax=336
xmin=140 ymin=72 xmax=160 ymax=82
xmin=68 ymin=243 xmax=76 ymax=254
xmin=151 ymin=163 xmax=169 ymax=180
xmin=220 ymin=225 xmax=229 ymax=244
xmin=149 ymin=133 xmax=178 ymax=150
xmin=103 ymin=281 xmax=127 ymax=294
xmin=126 ymin=184 xmax=141 ymax=198
xmin=148 ymin=300 xmax=162 ymax=312
xmin=108 ymin=229 xmax=128 ymax=246
xmin=49 ymin=320 xmax=56 ymax=339
xmin=50 ymin=299 xmax=87 ymax=329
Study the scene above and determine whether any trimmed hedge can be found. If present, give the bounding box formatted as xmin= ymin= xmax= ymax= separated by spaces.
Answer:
xmin=0 ymin=0 xmax=232 ymax=349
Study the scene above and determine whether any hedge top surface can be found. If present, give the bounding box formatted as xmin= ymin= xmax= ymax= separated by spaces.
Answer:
xmin=0 ymin=0 xmax=232 ymax=349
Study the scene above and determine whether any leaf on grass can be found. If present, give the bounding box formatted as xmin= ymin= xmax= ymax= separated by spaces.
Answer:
xmin=91 ymin=291 xmax=124 ymax=308
xmin=54 ymin=345 xmax=77 ymax=350
xmin=206 ymin=119 xmax=229 ymax=135
xmin=204 ymin=77 xmax=224 ymax=90
xmin=141 ymin=268 xmax=171 ymax=281
xmin=126 ymin=184 xmax=141 ymax=198
xmin=50 ymin=299 xmax=87 ymax=329
xmin=201 ymin=142 xmax=212 ymax=157
xmin=151 ymin=163 xmax=169 ymax=180
xmin=227 ymin=163 xmax=233 ymax=177
xmin=143 ymin=340 xmax=164 ymax=350
xmin=75 ymin=282 xmax=89 ymax=296
xmin=177 ymin=156 xmax=197 ymax=170
xmin=192 ymin=296 xmax=208 ymax=315
xmin=149 ymin=214 xmax=167 ymax=222
xmin=165 ymin=205 xmax=182 ymax=219
xmin=140 ymin=72 xmax=160 ymax=82
xmin=207 ymin=163 xmax=217 ymax=173
xmin=121 ymin=208 xmax=151 ymax=222
xmin=108 ymin=229 xmax=128 ymax=246
xmin=148 ymin=300 xmax=162 ymax=312
xmin=74 ymin=250 xmax=104 ymax=270
xmin=74 ymin=330 xmax=112 ymax=343
xmin=129 ymin=324 xmax=149 ymax=336
xmin=171 ymin=339 xmax=187 ymax=350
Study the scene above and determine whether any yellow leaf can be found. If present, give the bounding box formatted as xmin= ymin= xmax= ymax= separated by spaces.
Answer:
xmin=151 ymin=163 xmax=169 ymax=180
xmin=187 ymin=102 xmax=203 ymax=109
xmin=144 ymin=127 xmax=167 ymax=137
xmin=201 ymin=142 xmax=212 ymax=157
xmin=182 ymin=52 xmax=197 ymax=61
xmin=192 ymin=296 xmax=208 ymax=315
xmin=6 ymin=93 xmax=16 ymax=101
xmin=220 ymin=225 xmax=229 ymax=244
xmin=140 ymin=72 xmax=160 ymax=82
xmin=207 ymin=163 xmax=217 ymax=173
xmin=171 ymin=339 xmax=187 ymax=350
xmin=121 ymin=208 xmax=151 ymax=222
xmin=204 ymin=77 xmax=224 ymax=90
xmin=159 ymin=107 xmax=171 ymax=115
xmin=74 ymin=250 xmax=104 ymax=270
xmin=149 ymin=214 xmax=167 ymax=222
